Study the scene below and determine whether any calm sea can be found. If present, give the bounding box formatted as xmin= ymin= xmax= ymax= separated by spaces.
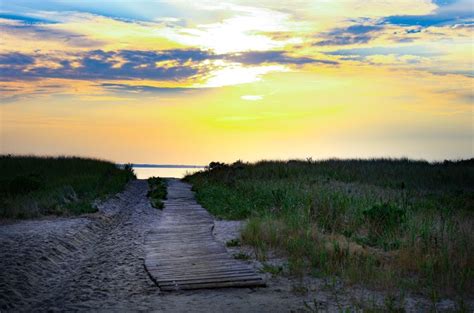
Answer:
xmin=131 ymin=165 xmax=205 ymax=179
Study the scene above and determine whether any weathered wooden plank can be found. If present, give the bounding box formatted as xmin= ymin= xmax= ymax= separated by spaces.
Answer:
xmin=158 ymin=279 xmax=266 ymax=291
xmin=146 ymin=248 xmax=225 ymax=255
xmin=144 ymin=179 xmax=265 ymax=291
xmin=147 ymin=253 xmax=231 ymax=260
xmin=155 ymin=273 xmax=260 ymax=283
xmin=150 ymin=265 xmax=254 ymax=273
xmin=157 ymin=268 xmax=255 ymax=280
xmin=157 ymin=276 xmax=264 ymax=287
xmin=158 ymin=276 xmax=265 ymax=286
xmin=147 ymin=259 xmax=248 ymax=267
xmin=147 ymin=263 xmax=252 ymax=272
xmin=147 ymin=245 xmax=225 ymax=251
xmin=146 ymin=262 xmax=252 ymax=270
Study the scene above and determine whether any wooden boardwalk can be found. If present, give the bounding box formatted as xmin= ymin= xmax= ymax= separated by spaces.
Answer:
xmin=144 ymin=179 xmax=265 ymax=291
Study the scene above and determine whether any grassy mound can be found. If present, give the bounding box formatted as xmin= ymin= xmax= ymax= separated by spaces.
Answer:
xmin=185 ymin=159 xmax=474 ymax=298
xmin=0 ymin=155 xmax=135 ymax=218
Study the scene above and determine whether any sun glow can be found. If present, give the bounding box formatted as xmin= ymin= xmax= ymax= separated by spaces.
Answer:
xmin=198 ymin=63 xmax=288 ymax=88
xmin=0 ymin=0 xmax=472 ymax=163
xmin=241 ymin=95 xmax=263 ymax=101
xmin=165 ymin=3 xmax=302 ymax=53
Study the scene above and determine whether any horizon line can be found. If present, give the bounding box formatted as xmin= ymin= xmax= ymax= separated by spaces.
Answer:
xmin=122 ymin=163 xmax=206 ymax=168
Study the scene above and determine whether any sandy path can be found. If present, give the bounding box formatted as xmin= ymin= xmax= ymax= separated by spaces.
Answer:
xmin=0 ymin=180 xmax=309 ymax=312
xmin=0 ymin=180 xmax=160 ymax=311
xmin=1 ymin=180 xmax=466 ymax=312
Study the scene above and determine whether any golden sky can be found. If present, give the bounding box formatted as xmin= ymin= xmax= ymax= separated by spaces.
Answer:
xmin=0 ymin=0 xmax=473 ymax=164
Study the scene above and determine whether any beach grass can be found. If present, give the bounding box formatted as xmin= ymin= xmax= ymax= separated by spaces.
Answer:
xmin=147 ymin=177 xmax=167 ymax=209
xmin=185 ymin=158 xmax=474 ymax=298
xmin=0 ymin=155 xmax=135 ymax=219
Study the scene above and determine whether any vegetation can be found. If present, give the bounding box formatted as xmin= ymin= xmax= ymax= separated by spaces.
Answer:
xmin=0 ymin=155 xmax=135 ymax=219
xmin=185 ymin=158 xmax=474 ymax=299
xmin=147 ymin=177 xmax=167 ymax=209
xmin=233 ymin=251 xmax=251 ymax=260
xmin=261 ymin=263 xmax=284 ymax=276
xmin=226 ymin=238 xmax=241 ymax=247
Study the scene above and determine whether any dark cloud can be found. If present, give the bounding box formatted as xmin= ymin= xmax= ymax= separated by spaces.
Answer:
xmin=406 ymin=28 xmax=422 ymax=34
xmin=229 ymin=51 xmax=338 ymax=65
xmin=0 ymin=49 xmax=338 ymax=82
xmin=101 ymin=83 xmax=201 ymax=93
xmin=0 ymin=53 xmax=35 ymax=67
xmin=118 ymin=49 xmax=213 ymax=63
xmin=343 ymin=25 xmax=382 ymax=34
xmin=316 ymin=35 xmax=372 ymax=46
xmin=26 ymin=49 xmax=208 ymax=81
xmin=0 ymin=49 xmax=216 ymax=81
xmin=314 ymin=24 xmax=383 ymax=46
xmin=0 ymin=53 xmax=36 ymax=81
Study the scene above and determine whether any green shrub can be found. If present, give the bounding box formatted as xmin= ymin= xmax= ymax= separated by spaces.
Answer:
xmin=65 ymin=201 xmax=97 ymax=215
xmin=0 ymin=155 xmax=135 ymax=218
xmin=261 ymin=263 xmax=284 ymax=275
xmin=310 ymin=192 xmax=351 ymax=233
xmin=233 ymin=252 xmax=251 ymax=260
xmin=147 ymin=177 xmax=167 ymax=209
xmin=363 ymin=202 xmax=406 ymax=241
xmin=8 ymin=175 xmax=42 ymax=195
xmin=185 ymin=158 xmax=474 ymax=297
xmin=226 ymin=238 xmax=241 ymax=247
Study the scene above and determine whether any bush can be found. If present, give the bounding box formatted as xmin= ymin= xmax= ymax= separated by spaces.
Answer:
xmin=8 ymin=175 xmax=41 ymax=195
xmin=208 ymin=161 xmax=227 ymax=171
xmin=185 ymin=158 xmax=473 ymax=297
xmin=147 ymin=177 xmax=167 ymax=209
xmin=363 ymin=202 xmax=406 ymax=240
xmin=310 ymin=192 xmax=350 ymax=233
xmin=0 ymin=155 xmax=135 ymax=218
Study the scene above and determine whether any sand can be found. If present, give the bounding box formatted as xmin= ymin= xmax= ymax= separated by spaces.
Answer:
xmin=0 ymin=180 xmax=469 ymax=312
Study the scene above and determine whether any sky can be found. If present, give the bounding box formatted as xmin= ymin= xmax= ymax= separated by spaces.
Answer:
xmin=0 ymin=0 xmax=473 ymax=164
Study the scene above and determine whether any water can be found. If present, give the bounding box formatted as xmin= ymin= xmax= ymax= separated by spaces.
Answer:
xmin=132 ymin=166 xmax=205 ymax=179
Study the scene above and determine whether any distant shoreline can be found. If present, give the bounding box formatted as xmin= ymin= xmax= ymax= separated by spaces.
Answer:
xmin=122 ymin=164 xmax=206 ymax=169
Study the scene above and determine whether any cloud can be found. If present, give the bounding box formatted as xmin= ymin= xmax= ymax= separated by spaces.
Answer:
xmin=384 ymin=0 xmax=474 ymax=27
xmin=314 ymin=24 xmax=383 ymax=46
xmin=327 ymin=45 xmax=440 ymax=57
xmin=229 ymin=51 xmax=338 ymax=65
xmin=118 ymin=49 xmax=213 ymax=63
xmin=429 ymin=69 xmax=474 ymax=78
xmin=0 ymin=48 xmax=339 ymax=85
xmin=0 ymin=16 xmax=104 ymax=48
xmin=0 ymin=49 xmax=214 ymax=82
xmin=0 ymin=53 xmax=35 ymax=66
xmin=0 ymin=53 xmax=37 ymax=81
xmin=0 ymin=1 xmax=181 ymax=23
xmin=100 ymin=83 xmax=201 ymax=94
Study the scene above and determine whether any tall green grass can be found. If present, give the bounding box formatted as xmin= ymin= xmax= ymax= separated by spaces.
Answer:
xmin=0 ymin=155 xmax=135 ymax=218
xmin=185 ymin=159 xmax=473 ymax=298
